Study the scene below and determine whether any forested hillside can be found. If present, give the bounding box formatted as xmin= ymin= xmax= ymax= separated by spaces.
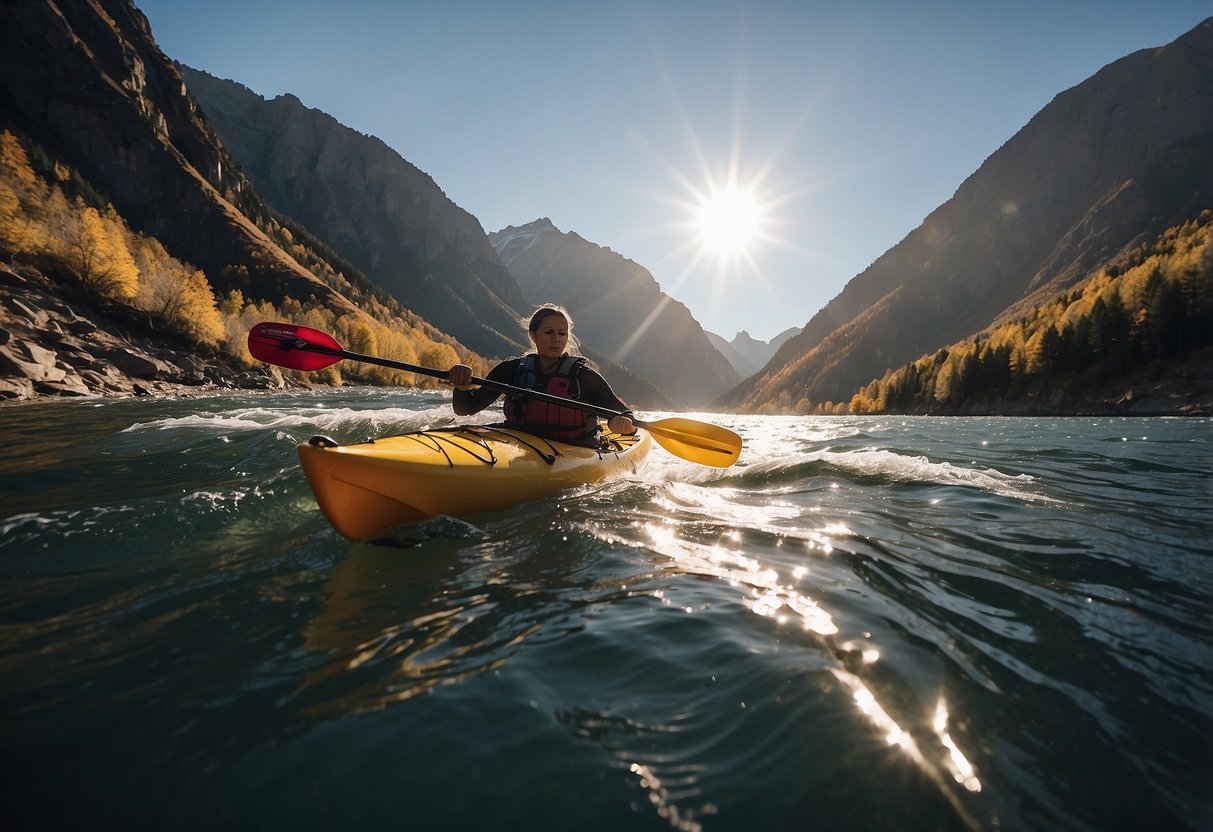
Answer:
xmin=845 ymin=213 xmax=1212 ymax=415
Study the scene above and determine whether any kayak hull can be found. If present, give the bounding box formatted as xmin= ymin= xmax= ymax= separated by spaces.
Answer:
xmin=297 ymin=425 xmax=651 ymax=540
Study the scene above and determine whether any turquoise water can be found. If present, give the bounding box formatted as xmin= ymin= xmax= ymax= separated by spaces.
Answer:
xmin=1 ymin=391 xmax=1210 ymax=831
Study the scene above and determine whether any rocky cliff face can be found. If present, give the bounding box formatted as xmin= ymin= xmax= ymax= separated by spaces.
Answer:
xmin=490 ymin=219 xmax=742 ymax=406
xmin=0 ymin=0 xmax=358 ymax=317
xmin=723 ymin=18 xmax=1213 ymax=411
xmin=180 ymin=68 xmax=531 ymax=358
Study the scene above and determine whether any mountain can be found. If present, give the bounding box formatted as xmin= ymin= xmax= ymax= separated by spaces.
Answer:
xmin=489 ymin=219 xmax=742 ymax=407
xmin=722 ymin=18 xmax=1213 ymax=412
xmin=707 ymin=328 xmax=802 ymax=378
xmin=172 ymin=72 xmax=673 ymax=406
xmin=0 ymin=0 xmax=360 ymax=318
xmin=180 ymin=68 xmax=532 ymax=358
xmin=705 ymin=332 xmax=752 ymax=378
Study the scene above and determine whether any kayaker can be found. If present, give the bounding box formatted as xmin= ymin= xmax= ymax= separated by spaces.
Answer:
xmin=447 ymin=303 xmax=637 ymax=445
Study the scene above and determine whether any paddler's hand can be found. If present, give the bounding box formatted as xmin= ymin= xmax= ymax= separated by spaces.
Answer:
xmin=448 ymin=364 xmax=476 ymax=390
xmin=608 ymin=414 xmax=636 ymax=435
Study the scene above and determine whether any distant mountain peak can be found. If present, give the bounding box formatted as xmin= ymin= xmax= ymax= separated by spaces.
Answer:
xmin=706 ymin=327 xmax=802 ymax=379
xmin=489 ymin=223 xmax=741 ymax=405
xmin=496 ymin=217 xmax=558 ymax=236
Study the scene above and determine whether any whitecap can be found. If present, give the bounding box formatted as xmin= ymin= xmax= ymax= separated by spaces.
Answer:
xmin=809 ymin=449 xmax=1054 ymax=503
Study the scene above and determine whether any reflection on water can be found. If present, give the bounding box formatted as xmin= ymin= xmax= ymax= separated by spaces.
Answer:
xmin=298 ymin=526 xmax=535 ymax=716
xmin=630 ymin=762 xmax=716 ymax=832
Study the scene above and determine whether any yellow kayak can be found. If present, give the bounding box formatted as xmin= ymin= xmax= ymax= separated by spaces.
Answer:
xmin=297 ymin=424 xmax=651 ymax=540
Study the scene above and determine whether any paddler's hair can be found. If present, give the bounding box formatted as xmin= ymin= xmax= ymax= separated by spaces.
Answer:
xmin=524 ymin=303 xmax=580 ymax=354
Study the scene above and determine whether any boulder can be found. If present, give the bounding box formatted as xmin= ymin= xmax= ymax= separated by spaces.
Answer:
xmin=36 ymin=376 xmax=92 ymax=396
xmin=100 ymin=347 xmax=164 ymax=379
xmin=66 ymin=317 xmax=98 ymax=335
xmin=0 ymin=338 xmax=65 ymax=383
xmin=0 ymin=377 xmax=33 ymax=399
xmin=2 ymin=295 xmax=49 ymax=327
xmin=159 ymin=352 xmax=210 ymax=385
xmin=79 ymin=369 xmax=109 ymax=389
xmin=234 ymin=367 xmax=286 ymax=390
xmin=0 ymin=264 xmax=26 ymax=287
xmin=57 ymin=350 xmax=101 ymax=370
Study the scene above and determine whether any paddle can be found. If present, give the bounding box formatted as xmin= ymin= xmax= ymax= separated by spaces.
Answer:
xmin=248 ymin=321 xmax=743 ymax=467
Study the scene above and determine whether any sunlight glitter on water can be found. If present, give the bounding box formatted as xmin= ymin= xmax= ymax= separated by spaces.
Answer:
xmin=637 ymin=520 xmax=839 ymax=637
xmin=629 ymin=762 xmax=713 ymax=832
xmin=934 ymin=699 xmax=982 ymax=793
xmin=830 ymin=669 xmax=983 ymax=823
xmin=634 ymin=468 xmax=991 ymax=822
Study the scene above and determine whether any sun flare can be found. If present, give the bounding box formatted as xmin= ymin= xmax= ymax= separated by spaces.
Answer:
xmin=696 ymin=186 xmax=763 ymax=259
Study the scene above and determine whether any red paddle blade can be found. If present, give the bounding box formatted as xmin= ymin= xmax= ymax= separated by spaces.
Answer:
xmin=247 ymin=322 xmax=344 ymax=371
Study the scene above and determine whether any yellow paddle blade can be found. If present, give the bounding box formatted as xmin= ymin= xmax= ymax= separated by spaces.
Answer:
xmin=643 ymin=417 xmax=743 ymax=467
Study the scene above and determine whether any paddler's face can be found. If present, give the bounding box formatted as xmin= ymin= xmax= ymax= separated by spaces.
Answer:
xmin=531 ymin=313 xmax=569 ymax=362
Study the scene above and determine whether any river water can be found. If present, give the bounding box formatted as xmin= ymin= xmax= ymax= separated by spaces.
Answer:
xmin=1 ymin=390 xmax=1210 ymax=831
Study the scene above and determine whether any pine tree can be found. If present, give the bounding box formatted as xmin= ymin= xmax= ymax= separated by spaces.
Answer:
xmin=1148 ymin=278 xmax=1186 ymax=358
xmin=1088 ymin=294 xmax=1131 ymax=375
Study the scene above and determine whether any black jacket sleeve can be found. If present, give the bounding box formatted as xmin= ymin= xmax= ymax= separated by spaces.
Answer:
xmin=452 ymin=359 xmax=520 ymax=416
xmin=576 ymin=366 xmax=633 ymax=415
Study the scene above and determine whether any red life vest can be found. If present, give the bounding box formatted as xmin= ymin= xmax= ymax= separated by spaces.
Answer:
xmin=503 ymin=354 xmax=598 ymax=442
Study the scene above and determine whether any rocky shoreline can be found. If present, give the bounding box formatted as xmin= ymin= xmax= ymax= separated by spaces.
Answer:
xmin=0 ymin=260 xmax=291 ymax=403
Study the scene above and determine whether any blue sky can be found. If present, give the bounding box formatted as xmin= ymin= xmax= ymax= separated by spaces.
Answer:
xmin=138 ymin=1 xmax=1212 ymax=342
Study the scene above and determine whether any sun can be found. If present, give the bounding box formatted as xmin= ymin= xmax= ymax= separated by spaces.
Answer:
xmin=696 ymin=186 xmax=763 ymax=259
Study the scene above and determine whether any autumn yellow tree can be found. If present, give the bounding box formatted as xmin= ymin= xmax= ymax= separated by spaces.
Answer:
xmin=344 ymin=319 xmax=378 ymax=356
xmin=130 ymin=237 xmax=222 ymax=345
xmin=0 ymin=131 xmax=43 ymax=201
xmin=71 ymin=204 xmax=139 ymax=300
xmin=172 ymin=270 xmax=224 ymax=345
xmin=0 ymin=179 xmax=28 ymax=252
xmin=932 ymin=360 xmax=956 ymax=404
xmin=417 ymin=341 xmax=459 ymax=386
xmin=214 ymin=290 xmax=281 ymax=366
xmin=0 ymin=130 xmax=49 ymax=254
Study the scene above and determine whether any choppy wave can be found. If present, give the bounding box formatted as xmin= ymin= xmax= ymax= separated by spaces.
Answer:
xmin=721 ymin=448 xmax=1051 ymax=502
xmin=122 ymin=403 xmax=467 ymax=438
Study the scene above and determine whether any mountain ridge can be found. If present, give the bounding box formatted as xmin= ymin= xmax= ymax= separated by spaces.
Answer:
xmin=722 ymin=18 xmax=1213 ymax=412
xmin=706 ymin=328 xmax=801 ymax=379
xmin=490 ymin=218 xmax=742 ymax=406
xmin=179 ymin=66 xmax=532 ymax=359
